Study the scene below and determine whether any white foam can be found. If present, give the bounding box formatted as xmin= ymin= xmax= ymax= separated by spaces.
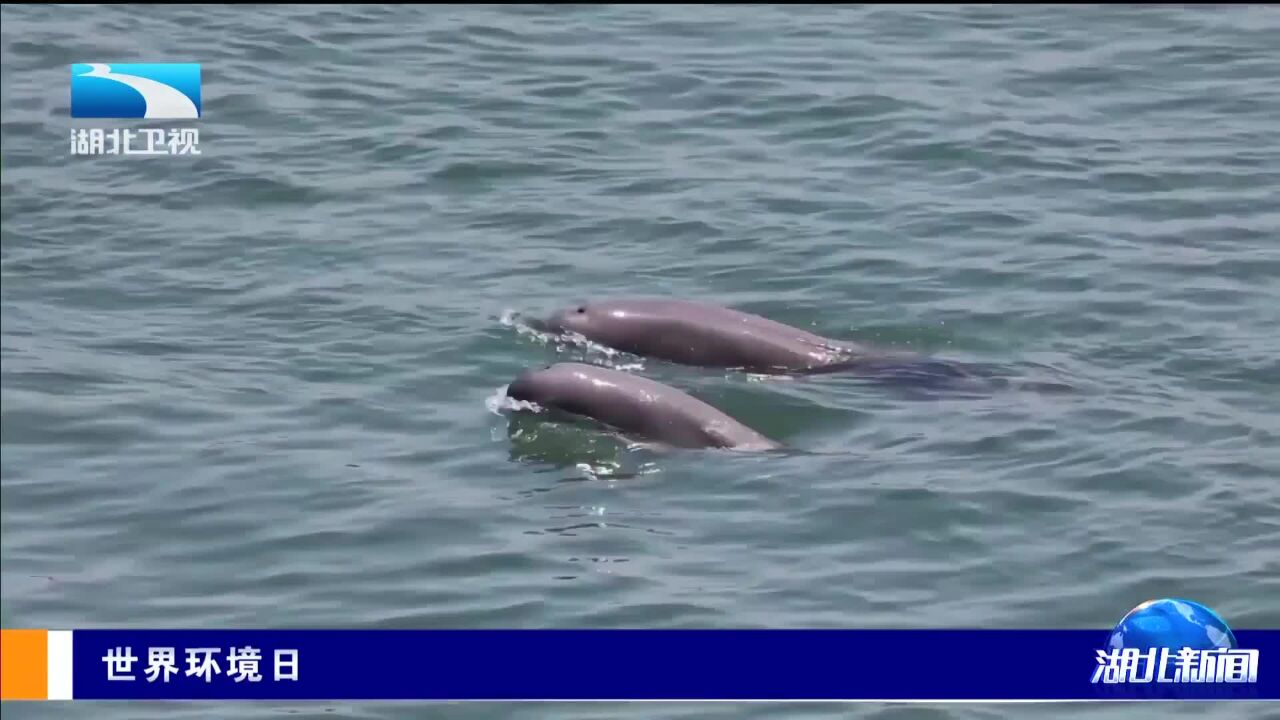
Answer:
xmin=485 ymin=385 xmax=543 ymax=416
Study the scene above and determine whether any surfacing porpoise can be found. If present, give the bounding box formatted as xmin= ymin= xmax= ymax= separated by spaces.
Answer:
xmin=506 ymin=362 xmax=781 ymax=451
xmin=533 ymin=297 xmax=918 ymax=374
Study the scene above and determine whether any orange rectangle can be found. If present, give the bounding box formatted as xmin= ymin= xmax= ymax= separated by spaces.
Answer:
xmin=1 ymin=629 xmax=48 ymax=700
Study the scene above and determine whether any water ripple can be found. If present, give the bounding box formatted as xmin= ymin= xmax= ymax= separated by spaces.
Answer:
xmin=4 ymin=5 xmax=1280 ymax=720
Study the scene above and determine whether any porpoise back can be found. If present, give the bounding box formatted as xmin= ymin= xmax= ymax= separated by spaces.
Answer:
xmin=539 ymin=298 xmax=872 ymax=373
xmin=506 ymin=362 xmax=781 ymax=451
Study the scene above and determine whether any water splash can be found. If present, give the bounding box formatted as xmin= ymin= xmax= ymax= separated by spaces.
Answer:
xmin=485 ymin=385 xmax=541 ymax=416
xmin=573 ymin=459 xmax=626 ymax=481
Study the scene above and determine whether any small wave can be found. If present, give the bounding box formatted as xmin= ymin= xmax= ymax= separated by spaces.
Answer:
xmin=485 ymin=385 xmax=542 ymax=416
xmin=572 ymin=460 xmax=627 ymax=481
xmin=498 ymin=308 xmax=521 ymax=327
xmin=499 ymin=308 xmax=555 ymax=344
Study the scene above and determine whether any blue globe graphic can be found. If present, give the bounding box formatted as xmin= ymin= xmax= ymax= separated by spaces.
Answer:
xmin=1108 ymin=598 xmax=1237 ymax=651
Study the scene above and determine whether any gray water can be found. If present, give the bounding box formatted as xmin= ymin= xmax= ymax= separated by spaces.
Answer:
xmin=3 ymin=4 xmax=1279 ymax=719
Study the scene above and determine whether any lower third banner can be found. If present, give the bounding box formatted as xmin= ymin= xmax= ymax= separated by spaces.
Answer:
xmin=0 ymin=628 xmax=1274 ymax=701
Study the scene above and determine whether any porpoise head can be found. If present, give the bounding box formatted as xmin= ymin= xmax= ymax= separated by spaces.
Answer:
xmin=506 ymin=363 xmax=602 ymax=406
xmin=539 ymin=300 xmax=645 ymax=351
xmin=505 ymin=364 xmax=613 ymax=423
xmin=541 ymin=302 xmax=592 ymax=335
xmin=506 ymin=365 xmax=554 ymax=404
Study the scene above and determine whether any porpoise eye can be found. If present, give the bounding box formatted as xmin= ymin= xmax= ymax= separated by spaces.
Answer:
xmin=576 ymin=307 xmax=586 ymax=314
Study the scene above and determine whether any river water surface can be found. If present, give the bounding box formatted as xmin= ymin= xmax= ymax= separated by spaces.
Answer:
xmin=2 ymin=5 xmax=1278 ymax=719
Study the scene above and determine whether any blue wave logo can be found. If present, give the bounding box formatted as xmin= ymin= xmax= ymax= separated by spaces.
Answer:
xmin=71 ymin=63 xmax=201 ymax=119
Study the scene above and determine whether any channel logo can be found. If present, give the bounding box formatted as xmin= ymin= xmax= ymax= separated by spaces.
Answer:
xmin=71 ymin=63 xmax=201 ymax=119
xmin=1092 ymin=598 xmax=1258 ymax=685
